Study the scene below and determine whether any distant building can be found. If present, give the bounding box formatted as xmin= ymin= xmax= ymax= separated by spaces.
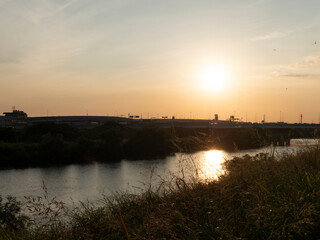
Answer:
xmin=229 ymin=115 xmax=239 ymax=122
xmin=2 ymin=109 xmax=28 ymax=127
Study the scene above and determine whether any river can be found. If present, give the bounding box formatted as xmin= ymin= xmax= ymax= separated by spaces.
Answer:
xmin=0 ymin=139 xmax=318 ymax=205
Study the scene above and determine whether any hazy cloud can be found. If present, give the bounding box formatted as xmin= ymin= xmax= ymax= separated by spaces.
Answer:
xmin=250 ymin=30 xmax=294 ymax=41
xmin=249 ymin=24 xmax=312 ymax=42
xmin=295 ymin=55 xmax=320 ymax=69
xmin=54 ymin=0 xmax=78 ymax=14
xmin=262 ymin=53 xmax=320 ymax=81
xmin=267 ymin=53 xmax=320 ymax=83
xmin=279 ymin=74 xmax=319 ymax=78
xmin=282 ymin=54 xmax=320 ymax=70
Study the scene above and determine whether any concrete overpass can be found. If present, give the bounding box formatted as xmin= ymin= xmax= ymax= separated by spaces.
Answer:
xmin=1 ymin=114 xmax=320 ymax=130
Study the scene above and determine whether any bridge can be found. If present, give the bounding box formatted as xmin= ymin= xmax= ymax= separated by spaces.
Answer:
xmin=1 ymin=113 xmax=320 ymax=131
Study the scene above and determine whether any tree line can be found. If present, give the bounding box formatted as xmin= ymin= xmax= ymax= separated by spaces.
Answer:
xmin=0 ymin=121 xmax=305 ymax=169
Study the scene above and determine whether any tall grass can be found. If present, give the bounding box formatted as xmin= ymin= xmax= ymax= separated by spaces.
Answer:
xmin=1 ymin=145 xmax=320 ymax=239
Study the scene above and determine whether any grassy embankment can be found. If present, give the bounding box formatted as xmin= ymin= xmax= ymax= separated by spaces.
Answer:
xmin=1 ymin=145 xmax=320 ymax=239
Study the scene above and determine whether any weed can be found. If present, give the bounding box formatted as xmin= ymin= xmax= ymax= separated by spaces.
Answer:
xmin=1 ymin=143 xmax=320 ymax=239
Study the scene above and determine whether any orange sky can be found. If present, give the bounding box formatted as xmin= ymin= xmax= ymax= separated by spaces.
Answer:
xmin=1 ymin=0 xmax=320 ymax=123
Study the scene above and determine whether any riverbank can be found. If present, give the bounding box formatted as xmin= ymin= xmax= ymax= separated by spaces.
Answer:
xmin=1 ymin=146 xmax=320 ymax=239
xmin=0 ymin=122 xmax=299 ymax=169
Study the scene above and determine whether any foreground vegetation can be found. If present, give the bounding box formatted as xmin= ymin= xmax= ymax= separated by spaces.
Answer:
xmin=1 ymin=146 xmax=320 ymax=239
xmin=0 ymin=122 xmax=304 ymax=169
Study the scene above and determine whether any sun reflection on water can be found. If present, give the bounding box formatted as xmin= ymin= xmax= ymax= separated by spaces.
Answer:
xmin=200 ymin=150 xmax=226 ymax=180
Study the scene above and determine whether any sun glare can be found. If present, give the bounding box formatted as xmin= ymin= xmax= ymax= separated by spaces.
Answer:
xmin=200 ymin=150 xmax=226 ymax=180
xmin=199 ymin=64 xmax=229 ymax=92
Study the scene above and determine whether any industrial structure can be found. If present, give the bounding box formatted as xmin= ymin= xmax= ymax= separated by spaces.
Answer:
xmin=1 ymin=107 xmax=28 ymax=127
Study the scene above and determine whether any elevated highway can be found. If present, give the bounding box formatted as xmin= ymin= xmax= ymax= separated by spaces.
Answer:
xmin=2 ymin=114 xmax=320 ymax=131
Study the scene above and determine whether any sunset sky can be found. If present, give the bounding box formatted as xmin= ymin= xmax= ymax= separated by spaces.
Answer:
xmin=1 ymin=0 xmax=320 ymax=123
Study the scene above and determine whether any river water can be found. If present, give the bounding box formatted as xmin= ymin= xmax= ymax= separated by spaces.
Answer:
xmin=0 ymin=139 xmax=318 ymax=205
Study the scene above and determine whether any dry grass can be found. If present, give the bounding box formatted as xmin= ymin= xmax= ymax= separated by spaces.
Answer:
xmin=1 ymin=146 xmax=320 ymax=239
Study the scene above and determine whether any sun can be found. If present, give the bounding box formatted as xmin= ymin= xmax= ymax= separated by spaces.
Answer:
xmin=199 ymin=64 xmax=229 ymax=92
